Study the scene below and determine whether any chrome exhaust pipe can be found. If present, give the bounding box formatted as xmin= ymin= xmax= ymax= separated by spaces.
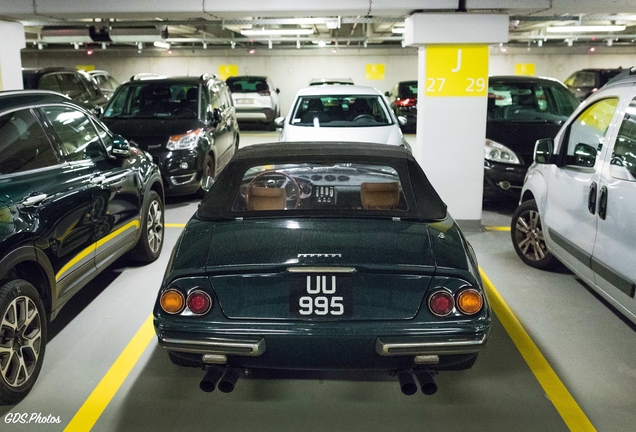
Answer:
xmin=200 ymin=368 xmax=224 ymax=393
xmin=396 ymin=370 xmax=417 ymax=396
xmin=416 ymin=370 xmax=438 ymax=395
xmin=217 ymin=369 xmax=241 ymax=393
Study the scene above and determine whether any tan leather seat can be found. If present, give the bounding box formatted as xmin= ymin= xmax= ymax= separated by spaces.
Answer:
xmin=360 ymin=182 xmax=399 ymax=210
xmin=247 ymin=186 xmax=287 ymax=210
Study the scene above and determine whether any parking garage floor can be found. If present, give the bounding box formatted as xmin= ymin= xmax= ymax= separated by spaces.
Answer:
xmin=1 ymin=132 xmax=635 ymax=431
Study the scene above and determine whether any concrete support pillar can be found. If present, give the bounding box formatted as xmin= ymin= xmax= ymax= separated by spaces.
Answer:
xmin=0 ymin=21 xmax=26 ymax=91
xmin=405 ymin=14 xmax=508 ymax=227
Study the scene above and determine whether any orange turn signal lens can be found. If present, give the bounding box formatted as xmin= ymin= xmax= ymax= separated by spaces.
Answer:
xmin=160 ymin=289 xmax=185 ymax=314
xmin=457 ymin=289 xmax=483 ymax=315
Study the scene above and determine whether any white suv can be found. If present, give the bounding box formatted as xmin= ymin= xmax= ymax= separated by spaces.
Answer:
xmin=511 ymin=69 xmax=636 ymax=324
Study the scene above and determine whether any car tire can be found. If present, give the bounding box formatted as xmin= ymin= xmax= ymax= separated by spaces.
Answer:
xmin=0 ymin=279 xmax=48 ymax=405
xmin=511 ymin=199 xmax=558 ymax=270
xmin=196 ymin=155 xmax=215 ymax=198
xmin=128 ymin=190 xmax=164 ymax=263
xmin=167 ymin=351 xmax=201 ymax=368
xmin=438 ymin=354 xmax=478 ymax=371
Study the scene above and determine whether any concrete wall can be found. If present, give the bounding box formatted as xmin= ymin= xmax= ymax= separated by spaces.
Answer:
xmin=21 ymin=47 xmax=636 ymax=114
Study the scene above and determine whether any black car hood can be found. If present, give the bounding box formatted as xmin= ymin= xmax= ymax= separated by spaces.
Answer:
xmin=486 ymin=121 xmax=563 ymax=166
xmin=102 ymin=118 xmax=201 ymax=150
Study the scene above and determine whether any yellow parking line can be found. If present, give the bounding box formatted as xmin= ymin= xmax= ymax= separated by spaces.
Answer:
xmin=484 ymin=226 xmax=511 ymax=231
xmin=480 ymin=268 xmax=596 ymax=431
xmin=165 ymin=223 xmax=186 ymax=228
xmin=64 ymin=315 xmax=155 ymax=432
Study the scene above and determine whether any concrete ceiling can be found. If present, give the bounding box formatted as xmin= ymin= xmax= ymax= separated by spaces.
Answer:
xmin=3 ymin=0 xmax=636 ymax=52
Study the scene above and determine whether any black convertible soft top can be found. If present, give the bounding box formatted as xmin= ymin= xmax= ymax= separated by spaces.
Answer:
xmin=197 ymin=142 xmax=448 ymax=221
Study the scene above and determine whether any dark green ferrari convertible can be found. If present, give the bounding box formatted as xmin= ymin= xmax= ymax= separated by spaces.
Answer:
xmin=153 ymin=142 xmax=490 ymax=396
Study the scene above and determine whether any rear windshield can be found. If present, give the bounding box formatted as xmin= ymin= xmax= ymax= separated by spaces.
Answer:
xmin=103 ymin=83 xmax=199 ymax=119
xmin=487 ymin=81 xmax=579 ymax=123
xmin=399 ymin=82 xmax=418 ymax=97
xmin=231 ymin=163 xmax=408 ymax=214
xmin=226 ymin=77 xmax=268 ymax=93
xmin=290 ymin=95 xmax=392 ymax=127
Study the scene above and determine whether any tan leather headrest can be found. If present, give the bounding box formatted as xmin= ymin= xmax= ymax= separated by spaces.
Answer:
xmin=247 ymin=186 xmax=287 ymax=211
xmin=360 ymin=182 xmax=399 ymax=210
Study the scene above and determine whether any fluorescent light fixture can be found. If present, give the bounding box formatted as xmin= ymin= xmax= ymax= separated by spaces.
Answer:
xmin=317 ymin=40 xmax=327 ymax=48
xmin=392 ymin=27 xmax=405 ymax=34
xmin=241 ymin=29 xmax=314 ymax=36
xmin=546 ymin=25 xmax=626 ymax=33
xmin=153 ymin=41 xmax=171 ymax=49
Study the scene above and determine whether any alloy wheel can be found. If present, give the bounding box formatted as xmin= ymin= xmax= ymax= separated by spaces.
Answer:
xmin=146 ymin=199 xmax=164 ymax=254
xmin=0 ymin=296 xmax=42 ymax=388
xmin=514 ymin=208 xmax=548 ymax=262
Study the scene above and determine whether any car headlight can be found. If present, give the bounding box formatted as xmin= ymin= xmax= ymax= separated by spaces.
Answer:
xmin=484 ymin=139 xmax=521 ymax=164
xmin=167 ymin=129 xmax=201 ymax=150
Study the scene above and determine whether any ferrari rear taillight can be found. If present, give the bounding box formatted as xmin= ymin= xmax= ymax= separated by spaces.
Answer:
xmin=160 ymin=289 xmax=185 ymax=314
xmin=457 ymin=289 xmax=483 ymax=315
xmin=396 ymin=98 xmax=416 ymax=107
xmin=428 ymin=290 xmax=454 ymax=316
xmin=187 ymin=290 xmax=212 ymax=315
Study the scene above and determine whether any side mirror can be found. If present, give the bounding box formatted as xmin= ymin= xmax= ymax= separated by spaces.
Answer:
xmin=534 ymin=138 xmax=554 ymax=164
xmin=574 ymin=143 xmax=597 ymax=167
xmin=210 ymin=108 xmax=222 ymax=126
xmin=274 ymin=117 xmax=285 ymax=128
xmin=111 ymin=134 xmax=130 ymax=158
xmin=397 ymin=116 xmax=407 ymax=126
xmin=93 ymin=106 xmax=104 ymax=118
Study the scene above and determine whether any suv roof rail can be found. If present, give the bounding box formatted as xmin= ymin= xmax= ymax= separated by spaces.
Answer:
xmin=130 ymin=73 xmax=162 ymax=81
xmin=0 ymin=89 xmax=71 ymax=100
xmin=199 ymin=73 xmax=217 ymax=81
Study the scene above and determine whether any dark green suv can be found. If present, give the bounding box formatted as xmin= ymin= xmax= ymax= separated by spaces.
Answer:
xmin=0 ymin=90 xmax=165 ymax=404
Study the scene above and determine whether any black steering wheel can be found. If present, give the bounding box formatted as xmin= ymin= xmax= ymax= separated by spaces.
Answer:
xmin=352 ymin=114 xmax=375 ymax=122
xmin=246 ymin=170 xmax=301 ymax=209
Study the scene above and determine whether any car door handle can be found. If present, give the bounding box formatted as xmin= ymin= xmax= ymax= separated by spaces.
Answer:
xmin=588 ymin=181 xmax=597 ymax=214
xmin=22 ymin=193 xmax=48 ymax=206
xmin=598 ymin=186 xmax=608 ymax=220
xmin=90 ymin=175 xmax=106 ymax=185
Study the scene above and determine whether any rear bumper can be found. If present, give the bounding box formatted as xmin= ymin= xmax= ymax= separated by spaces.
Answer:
xmin=235 ymin=107 xmax=276 ymax=122
xmin=156 ymin=329 xmax=488 ymax=370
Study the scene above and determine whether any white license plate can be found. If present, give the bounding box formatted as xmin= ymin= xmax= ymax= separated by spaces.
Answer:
xmin=236 ymin=99 xmax=254 ymax=104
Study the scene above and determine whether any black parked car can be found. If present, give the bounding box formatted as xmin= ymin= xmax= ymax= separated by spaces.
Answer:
xmin=22 ymin=67 xmax=108 ymax=115
xmin=385 ymin=80 xmax=417 ymax=133
xmin=0 ymin=90 xmax=164 ymax=404
xmin=564 ymin=68 xmax=623 ymax=101
xmin=484 ymin=76 xmax=580 ymax=200
xmin=102 ymin=74 xmax=239 ymax=196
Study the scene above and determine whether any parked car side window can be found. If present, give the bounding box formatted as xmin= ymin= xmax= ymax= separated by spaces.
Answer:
xmin=42 ymin=106 xmax=108 ymax=162
xmin=200 ymin=87 xmax=210 ymax=119
xmin=38 ymin=74 xmax=63 ymax=93
xmin=58 ymin=73 xmax=91 ymax=101
xmin=210 ymin=88 xmax=222 ymax=110
xmin=546 ymin=84 xmax=580 ymax=115
xmin=564 ymin=98 xmax=619 ymax=166
xmin=610 ymin=97 xmax=636 ymax=181
xmin=220 ymin=86 xmax=233 ymax=108
xmin=0 ymin=109 xmax=60 ymax=174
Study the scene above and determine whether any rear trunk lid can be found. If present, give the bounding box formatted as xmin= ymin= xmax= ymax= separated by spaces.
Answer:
xmin=207 ymin=219 xmax=438 ymax=321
